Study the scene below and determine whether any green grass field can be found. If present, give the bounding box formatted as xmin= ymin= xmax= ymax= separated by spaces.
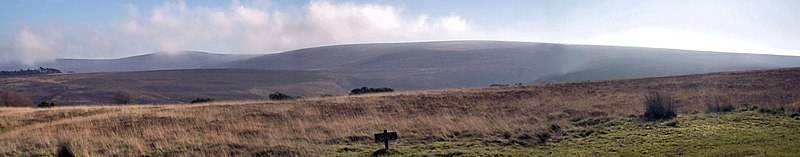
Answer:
xmin=337 ymin=111 xmax=800 ymax=156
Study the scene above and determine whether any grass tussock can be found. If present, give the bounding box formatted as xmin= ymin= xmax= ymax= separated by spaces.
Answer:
xmin=643 ymin=91 xmax=677 ymax=120
xmin=0 ymin=68 xmax=799 ymax=156
xmin=706 ymin=95 xmax=735 ymax=113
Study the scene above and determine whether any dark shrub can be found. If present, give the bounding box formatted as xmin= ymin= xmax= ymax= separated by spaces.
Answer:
xmin=490 ymin=84 xmax=509 ymax=87
xmin=550 ymin=124 xmax=561 ymax=132
xmin=643 ymin=91 xmax=677 ymax=120
xmin=790 ymin=112 xmax=799 ymax=118
xmin=349 ymin=87 xmax=394 ymax=95
xmin=113 ymin=91 xmax=135 ymax=104
xmin=37 ymin=101 xmax=55 ymax=108
xmin=56 ymin=142 xmax=75 ymax=157
xmin=190 ymin=98 xmax=214 ymax=104
xmin=706 ymin=96 xmax=735 ymax=113
xmin=269 ymin=92 xmax=294 ymax=100
xmin=759 ymin=107 xmax=785 ymax=115
xmin=535 ymin=132 xmax=551 ymax=144
xmin=707 ymin=103 xmax=735 ymax=113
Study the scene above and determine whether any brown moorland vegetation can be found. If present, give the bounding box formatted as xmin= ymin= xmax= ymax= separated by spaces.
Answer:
xmin=0 ymin=69 xmax=349 ymax=105
xmin=0 ymin=91 xmax=33 ymax=107
xmin=0 ymin=68 xmax=799 ymax=156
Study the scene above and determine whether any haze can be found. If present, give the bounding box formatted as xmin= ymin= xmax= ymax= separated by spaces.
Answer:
xmin=1 ymin=0 xmax=799 ymax=65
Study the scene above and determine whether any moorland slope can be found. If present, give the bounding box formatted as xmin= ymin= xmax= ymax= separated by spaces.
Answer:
xmin=0 ymin=67 xmax=798 ymax=156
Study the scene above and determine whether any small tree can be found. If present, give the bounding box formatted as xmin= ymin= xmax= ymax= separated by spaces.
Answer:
xmin=643 ymin=91 xmax=677 ymax=120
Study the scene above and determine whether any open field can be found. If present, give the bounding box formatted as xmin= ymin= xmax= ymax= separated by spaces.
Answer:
xmin=1 ymin=68 xmax=799 ymax=156
xmin=0 ymin=69 xmax=349 ymax=105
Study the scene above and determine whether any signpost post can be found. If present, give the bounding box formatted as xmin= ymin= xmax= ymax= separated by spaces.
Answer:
xmin=374 ymin=130 xmax=398 ymax=150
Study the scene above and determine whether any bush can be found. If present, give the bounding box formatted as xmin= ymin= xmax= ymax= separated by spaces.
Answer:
xmin=707 ymin=103 xmax=735 ymax=113
xmin=269 ymin=92 xmax=294 ymax=100
xmin=349 ymin=87 xmax=394 ymax=95
xmin=790 ymin=112 xmax=800 ymax=118
xmin=113 ymin=91 xmax=135 ymax=104
xmin=57 ymin=142 xmax=75 ymax=157
xmin=706 ymin=96 xmax=735 ymax=113
xmin=535 ymin=132 xmax=551 ymax=144
xmin=37 ymin=101 xmax=56 ymax=108
xmin=643 ymin=91 xmax=677 ymax=120
xmin=549 ymin=124 xmax=561 ymax=132
xmin=190 ymin=98 xmax=214 ymax=104
xmin=490 ymin=84 xmax=510 ymax=87
xmin=759 ymin=107 xmax=785 ymax=115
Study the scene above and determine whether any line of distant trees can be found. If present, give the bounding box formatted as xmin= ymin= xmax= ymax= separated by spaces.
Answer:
xmin=0 ymin=67 xmax=62 ymax=77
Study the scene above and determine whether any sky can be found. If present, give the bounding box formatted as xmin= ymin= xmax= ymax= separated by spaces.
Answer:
xmin=1 ymin=0 xmax=799 ymax=65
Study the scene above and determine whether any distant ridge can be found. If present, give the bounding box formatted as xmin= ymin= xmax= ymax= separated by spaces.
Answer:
xmin=2 ymin=40 xmax=800 ymax=105
xmin=4 ymin=41 xmax=800 ymax=90
xmin=216 ymin=41 xmax=800 ymax=90
xmin=2 ymin=51 xmax=259 ymax=72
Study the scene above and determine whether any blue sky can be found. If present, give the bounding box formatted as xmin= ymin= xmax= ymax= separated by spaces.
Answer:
xmin=1 ymin=0 xmax=799 ymax=64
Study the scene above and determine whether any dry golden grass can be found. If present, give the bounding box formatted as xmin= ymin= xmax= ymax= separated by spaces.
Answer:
xmin=1 ymin=68 xmax=799 ymax=156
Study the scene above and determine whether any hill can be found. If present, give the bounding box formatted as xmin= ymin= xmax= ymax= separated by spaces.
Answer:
xmin=5 ymin=41 xmax=800 ymax=91
xmin=0 ymin=69 xmax=348 ymax=105
xmin=0 ymin=67 xmax=798 ymax=156
xmin=216 ymin=41 xmax=800 ymax=89
xmin=2 ymin=51 xmax=258 ymax=73
xmin=3 ymin=41 xmax=800 ymax=105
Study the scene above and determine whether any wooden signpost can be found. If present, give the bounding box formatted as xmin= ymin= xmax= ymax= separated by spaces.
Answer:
xmin=374 ymin=130 xmax=398 ymax=150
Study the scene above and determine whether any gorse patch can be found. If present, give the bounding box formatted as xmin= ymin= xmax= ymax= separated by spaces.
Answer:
xmin=349 ymin=87 xmax=394 ymax=95
xmin=269 ymin=92 xmax=295 ymax=100
xmin=190 ymin=98 xmax=214 ymax=104
xmin=37 ymin=102 xmax=55 ymax=108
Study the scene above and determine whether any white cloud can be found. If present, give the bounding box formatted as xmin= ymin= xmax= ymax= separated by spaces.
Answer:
xmin=584 ymin=27 xmax=799 ymax=56
xmin=543 ymin=0 xmax=800 ymax=56
xmin=300 ymin=1 xmax=468 ymax=46
xmin=5 ymin=25 xmax=59 ymax=65
xmin=108 ymin=0 xmax=471 ymax=55
xmin=305 ymin=1 xmax=404 ymax=42
xmin=3 ymin=0 xmax=800 ymax=65
xmin=105 ymin=0 xmax=473 ymax=56
xmin=1 ymin=0 xmax=476 ymax=64
xmin=437 ymin=16 xmax=469 ymax=33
